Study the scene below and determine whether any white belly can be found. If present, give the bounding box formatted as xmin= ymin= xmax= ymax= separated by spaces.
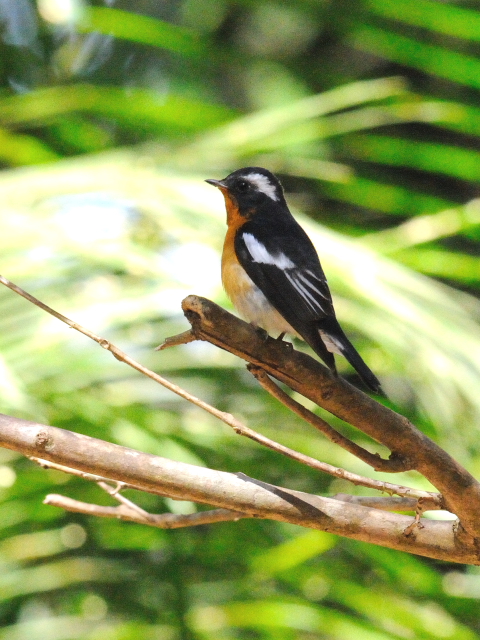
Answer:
xmin=223 ymin=262 xmax=298 ymax=337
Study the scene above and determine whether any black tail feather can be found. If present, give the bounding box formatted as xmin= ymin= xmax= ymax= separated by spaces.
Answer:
xmin=338 ymin=339 xmax=382 ymax=394
xmin=301 ymin=326 xmax=337 ymax=375
xmin=303 ymin=319 xmax=382 ymax=394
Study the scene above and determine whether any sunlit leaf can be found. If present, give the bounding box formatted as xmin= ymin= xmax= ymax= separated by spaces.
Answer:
xmin=78 ymin=6 xmax=206 ymax=57
xmin=367 ymin=0 xmax=480 ymax=42
xmin=352 ymin=25 xmax=480 ymax=90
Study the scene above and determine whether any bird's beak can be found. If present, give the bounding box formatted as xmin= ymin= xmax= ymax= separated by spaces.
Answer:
xmin=205 ymin=178 xmax=228 ymax=191
xmin=206 ymin=177 xmax=237 ymax=219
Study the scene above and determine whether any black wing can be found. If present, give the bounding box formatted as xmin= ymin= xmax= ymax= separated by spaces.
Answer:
xmin=235 ymin=222 xmax=381 ymax=393
xmin=235 ymin=222 xmax=335 ymax=363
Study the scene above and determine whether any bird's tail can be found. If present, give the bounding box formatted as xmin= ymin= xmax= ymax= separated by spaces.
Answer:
xmin=338 ymin=338 xmax=382 ymax=394
xmin=307 ymin=319 xmax=382 ymax=394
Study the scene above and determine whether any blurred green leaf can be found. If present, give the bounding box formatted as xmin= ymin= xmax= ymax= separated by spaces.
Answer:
xmin=342 ymin=134 xmax=480 ymax=183
xmin=0 ymin=128 xmax=59 ymax=165
xmin=352 ymin=25 xmax=480 ymax=90
xmin=252 ymin=530 xmax=337 ymax=575
xmin=367 ymin=0 xmax=480 ymax=41
xmin=0 ymin=85 xmax=235 ymax=134
xmin=79 ymin=6 xmax=206 ymax=57
xmin=0 ymin=558 xmax=123 ymax=601
xmin=395 ymin=248 xmax=480 ymax=283
xmin=323 ymin=176 xmax=454 ymax=217
xmin=363 ymin=200 xmax=480 ymax=251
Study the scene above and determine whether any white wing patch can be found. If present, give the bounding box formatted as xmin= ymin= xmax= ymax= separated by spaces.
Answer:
xmin=285 ymin=271 xmax=326 ymax=314
xmin=245 ymin=172 xmax=279 ymax=201
xmin=243 ymin=233 xmax=294 ymax=269
xmin=243 ymin=233 xmax=331 ymax=316
xmin=297 ymin=270 xmax=330 ymax=300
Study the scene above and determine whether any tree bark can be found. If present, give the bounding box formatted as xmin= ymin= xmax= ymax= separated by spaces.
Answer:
xmin=0 ymin=412 xmax=477 ymax=564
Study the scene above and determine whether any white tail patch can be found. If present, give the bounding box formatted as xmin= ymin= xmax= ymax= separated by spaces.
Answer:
xmin=319 ymin=330 xmax=343 ymax=354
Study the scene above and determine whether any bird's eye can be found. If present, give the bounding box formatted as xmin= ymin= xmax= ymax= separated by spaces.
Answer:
xmin=236 ymin=179 xmax=250 ymax=192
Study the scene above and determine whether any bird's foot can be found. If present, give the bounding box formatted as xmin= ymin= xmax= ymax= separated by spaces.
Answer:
xmin=252 ymin=325 xmax=269 ymax=342
xmin=276 ymin=332 xmax=294 ymax=351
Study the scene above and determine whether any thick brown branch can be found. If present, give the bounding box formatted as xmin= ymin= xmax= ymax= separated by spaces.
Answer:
xmin=181 ymin=295 xmax=480 ymax=539
xmin=34 ymin=422 xmax=430 ymax=503
xmin=0 ymin=413 xmax=477 ymax=564
xmin=34 ymin=426 xmax=437 ymax=504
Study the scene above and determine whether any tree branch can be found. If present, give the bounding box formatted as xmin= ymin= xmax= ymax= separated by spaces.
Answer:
xmin=0 ymin=413 xmax=476 ymax=564
xmin=231 ymin=424 xmax=438 ymax=501
xmin=180 ymin=295 xmax=480 ymax=539
xmin=0 ymin=276 xmax=260 ymax=449
xmin=247 ymin=364 xmax=408 ymax=472
xmin=35 ymin=457 xmax=248 ymax=527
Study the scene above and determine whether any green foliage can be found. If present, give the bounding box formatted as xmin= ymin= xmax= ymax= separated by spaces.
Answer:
xmin=1 ymin=0 xmax=480 ymax=638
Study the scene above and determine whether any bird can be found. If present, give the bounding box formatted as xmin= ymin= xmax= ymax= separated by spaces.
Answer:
xmin=206 ymin=166 xmax=381 ymax=394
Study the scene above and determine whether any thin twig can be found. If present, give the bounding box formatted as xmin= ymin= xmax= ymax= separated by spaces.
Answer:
xmin=231 ymin=420 xmax=438 ymax=500
xmin=31 ymin=457 xmax=116 ymax=483
xmin=30 ymin=457 xmax=177 ymax=501
xmin=403 ymin=497 xmax=437 ymax=535
xmin=35 ymin=457 xmax=248 ymax=525
xmin=96 ymin=480 xmax=156 ymax=521
xmin=44 ymin=494 xmax=247 ymax=528
xmin=248 ymin=365 xmax=408 ymax=472
xmin=332 ymin=493 xmax=442 ymax=512
xmin=0 ymin=276 xmax=251 ymax=439
xmin=156 ymin=330 xmax=196 ymax=350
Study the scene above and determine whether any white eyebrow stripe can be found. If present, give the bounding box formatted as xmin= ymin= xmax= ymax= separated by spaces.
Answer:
xmin=245 ymin=172 xmax=279 ymax=201
xmin=243 ymin=233 xmax=294 ymax=269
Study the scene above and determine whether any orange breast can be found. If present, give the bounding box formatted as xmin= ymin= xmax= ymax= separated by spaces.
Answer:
xmin=220 ymin=189 xmax=251 ymax=302
xmin=220 ymin=194 xmax=297 ymax=336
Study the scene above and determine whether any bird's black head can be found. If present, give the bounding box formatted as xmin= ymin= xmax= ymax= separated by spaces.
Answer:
xmin=206 ymin=167 xmax=286 ymax=215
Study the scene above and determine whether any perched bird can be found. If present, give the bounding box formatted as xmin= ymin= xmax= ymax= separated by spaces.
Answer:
xmin=206 ymin=167 xmax=381 ymax=393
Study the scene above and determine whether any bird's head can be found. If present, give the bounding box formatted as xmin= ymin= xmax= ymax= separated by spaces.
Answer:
xmin=206 ymin=167 xmax=286 ymax=218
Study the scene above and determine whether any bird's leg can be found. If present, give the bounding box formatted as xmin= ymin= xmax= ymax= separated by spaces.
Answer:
xmin=251 ymin=326 xmax=292 ymax=350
